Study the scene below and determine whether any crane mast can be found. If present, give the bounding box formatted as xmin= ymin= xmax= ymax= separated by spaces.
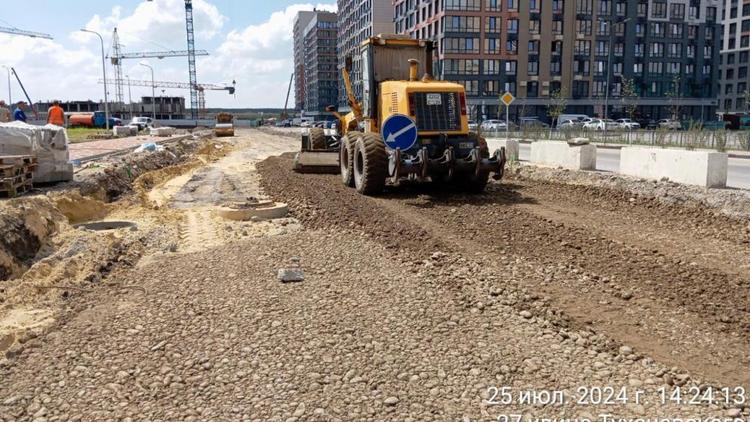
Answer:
xmin=185 ymin=0 xmax=199 ymax=119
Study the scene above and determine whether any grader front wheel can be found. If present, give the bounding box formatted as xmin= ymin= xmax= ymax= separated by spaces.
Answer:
xmin=353 ymin=133 xmax=387 ymax=195
xmin=340 ymin=131 xmax=361 ymax=187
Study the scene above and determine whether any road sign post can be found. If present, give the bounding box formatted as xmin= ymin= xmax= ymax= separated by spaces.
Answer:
xmin=381 ymin=114 xmax=418 ymax=151
xmin=501 ymin=92 xmax=515 ymax=142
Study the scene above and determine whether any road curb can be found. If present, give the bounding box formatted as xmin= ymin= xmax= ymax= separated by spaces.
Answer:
xmin=513 ymin=139 xmax=750 ymax=159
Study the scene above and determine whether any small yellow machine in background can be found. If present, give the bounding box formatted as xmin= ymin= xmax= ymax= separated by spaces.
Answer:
xmin=214 ymin=112 xmax=235 ymax=137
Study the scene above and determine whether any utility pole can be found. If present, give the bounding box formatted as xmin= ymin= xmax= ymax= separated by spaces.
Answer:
xmin=126 ymin=75 xmax=133 ymax=119
xmin=80 ymin=29 xmax=110 ymax=130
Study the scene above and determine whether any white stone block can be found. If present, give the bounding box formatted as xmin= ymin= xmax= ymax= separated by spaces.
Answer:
xmin=486 ymin=138 xmax=520 ymax=161
xmin=149 ymin=126 xmax=175 ymax=137
xmin=620 ymin=147 xmax=728 ymax=188
xmin=529 ymin=140 xmax=597 ymax=170
xmin=113 ymin=126 xmax=135 ymax=137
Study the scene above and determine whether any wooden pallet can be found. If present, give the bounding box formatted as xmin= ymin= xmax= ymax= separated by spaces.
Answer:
xmin=0 ymin=178 xmax=33 ymax=198
xmin=0 ymin=163 xmax=36 ymax=177
xmin=0 ymin=156 xmax=36 ymax=198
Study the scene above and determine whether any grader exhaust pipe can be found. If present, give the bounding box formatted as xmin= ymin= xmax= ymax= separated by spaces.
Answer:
xmin=408 ymin=59 xmax=419 ymax=82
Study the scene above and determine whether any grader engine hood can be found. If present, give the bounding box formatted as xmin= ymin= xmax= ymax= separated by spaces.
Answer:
xmin=380 ymin=80 xmax=469 ymax=135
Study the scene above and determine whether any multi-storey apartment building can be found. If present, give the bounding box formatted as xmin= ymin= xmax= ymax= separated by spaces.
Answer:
xmin=293 ymin=11 xmax=316 ymax=112
xmin=394 ymin=0 xmax=721 ymax=122
xmin=302 ymin=11 xmax=339 ymax=115
xmin=718 ymin=0 xmax=750 ymax=113
xmin=337 ymin=0 xmax=394 ymax=109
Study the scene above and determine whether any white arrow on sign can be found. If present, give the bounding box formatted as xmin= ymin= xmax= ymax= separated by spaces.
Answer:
xmin=385 ymin=122 xmax=417 ymax=146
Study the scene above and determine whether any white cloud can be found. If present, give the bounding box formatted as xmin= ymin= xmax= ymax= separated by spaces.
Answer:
xmin=1 ymin=2 xmax=337 ymax=109
xmin=200 ymin=2 xmax=337 ymax=108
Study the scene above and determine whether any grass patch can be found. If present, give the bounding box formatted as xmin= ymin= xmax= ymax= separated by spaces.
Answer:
xmin=66 ymin=127 xmax=109 ymax=143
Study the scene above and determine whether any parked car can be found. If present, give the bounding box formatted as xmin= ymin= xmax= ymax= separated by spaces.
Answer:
xmin=129 ymin=116 xmax=153 ymax=131
xmin=658 ymin=119 xmax=682 ymax=130
xmin=583 ymin=118 xmax=618 ymax=131
xmin=558 ymin=119 xmax=581 ymax=129
xmin=519 ymin=117 xmax=549 ymax=129
xmin=300 ymin=121 xmax=313 ymax=128
xmin=615 ymin=118 xmax=641 ymax=130
xmin=556 ymin=114 xmax=590 ymax=129
xmin=468 ymin=120 xmax=478 ymax=131
xmin=480 ymin=119 xmax=508 ymax=131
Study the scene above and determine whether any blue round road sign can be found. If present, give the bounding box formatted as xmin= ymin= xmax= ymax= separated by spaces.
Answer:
xmin=381 ymin=114 xmax=418 ymax=151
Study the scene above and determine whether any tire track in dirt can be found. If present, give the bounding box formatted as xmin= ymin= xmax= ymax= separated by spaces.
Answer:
xmin=258 ymin=153 xmax=750 ymax=386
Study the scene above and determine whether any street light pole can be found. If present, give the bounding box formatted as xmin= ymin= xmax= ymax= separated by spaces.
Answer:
xmin=80 ymin=29 xmax=110 ymax=130
xmin=139 ymin=62 xmax=156 ymax=121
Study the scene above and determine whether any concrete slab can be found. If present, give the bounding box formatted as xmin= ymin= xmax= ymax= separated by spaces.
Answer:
xmin=529 ymin=140 xmax=597 ymax=170
xmin=620 ymin=147 xmax=728 ymax=188
xmin=486 ymin=139 xmax=520 ymax=161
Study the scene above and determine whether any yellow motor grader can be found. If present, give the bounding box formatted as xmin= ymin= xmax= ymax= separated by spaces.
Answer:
xmin=294 ymin=34 xmax=506 ymax=194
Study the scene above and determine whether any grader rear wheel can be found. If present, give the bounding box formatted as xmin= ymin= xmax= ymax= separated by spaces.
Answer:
xmin=309 ymin=127 xmax=327 ymax=150
xmin=457 ymin=135 xmax=490 ymax=193
xmin=353 ymin=133 xmax=387 ymax=195
xmin=340 ymin=131 xmax=361 ymax=187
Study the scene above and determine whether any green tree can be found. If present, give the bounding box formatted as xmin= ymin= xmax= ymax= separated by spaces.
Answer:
xmin=665 ymin=74 xmax=682 ymax=120
xmin=621 ymin=77 xmax=638 ymax=121
xmin=547 ymin=88 xmax=567 ymax=128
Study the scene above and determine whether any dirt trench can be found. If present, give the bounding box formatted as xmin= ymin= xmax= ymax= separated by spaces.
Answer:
xmin=258 ymin=153 xmax=750 ymax=388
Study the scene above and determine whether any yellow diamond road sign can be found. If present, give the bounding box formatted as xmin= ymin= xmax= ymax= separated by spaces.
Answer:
xmin=501 ymin=92 xmax=515 ymax=106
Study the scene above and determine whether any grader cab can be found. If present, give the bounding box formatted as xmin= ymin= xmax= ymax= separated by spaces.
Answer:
xmin=294 ymin=34 xmax=506 ymax=194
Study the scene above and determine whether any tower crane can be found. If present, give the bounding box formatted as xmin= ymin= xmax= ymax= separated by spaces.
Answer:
xmin=0 ymin=26 xmax=52 ymax=39
xmin=100 ymin=78 xmax=235 ymax=118
xmin=136 ymin=0 xmax=203 ymax=119
xmin=109 ymin=27 xmax=209 ymax=105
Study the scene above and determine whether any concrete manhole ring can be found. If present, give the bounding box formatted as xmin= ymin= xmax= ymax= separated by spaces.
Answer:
xmin=74 ymin=220 xmax=137 ymax=231
xmin=214 ymin=202 xmax=289 ymax=221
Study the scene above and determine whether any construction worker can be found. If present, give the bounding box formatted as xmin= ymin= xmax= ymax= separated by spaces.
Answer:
xmin=47 ymin=100 xmax=65 ymax=126
xmin=0 ymin=100 xmax=10 ymax=123
xmin=13 ymin=101 xmax=27 ymax=123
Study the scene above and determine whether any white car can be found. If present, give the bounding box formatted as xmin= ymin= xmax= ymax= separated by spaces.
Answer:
xmin=300 ymin=121 xmax=313 ymax=128
xmin=559 ymin=119 xmax=581 ymax=129
xmin=129 ymin=116 xmax=153 ymax=131
xmin=583 ymin=118 xmax=618 ymax=131
xmin=468 ymin=120 xmax=478 ymax=131
xmin=658 ymin=119 xmax=681 ymax=130
xmin=615 ymin=118 xmax=641 ymax=130
xmin=480 ymin=119 xmax=508 ymax=131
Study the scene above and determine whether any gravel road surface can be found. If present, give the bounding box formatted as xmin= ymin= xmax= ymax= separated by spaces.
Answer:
xmin=0 ymin=129 xmax=747 ymax=420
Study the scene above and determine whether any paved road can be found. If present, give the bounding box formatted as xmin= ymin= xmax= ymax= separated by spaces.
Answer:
xmin=517 ymin=143 xmax=750 ymax=190
xmin=68 ymin=133 xmax=191 ymax=161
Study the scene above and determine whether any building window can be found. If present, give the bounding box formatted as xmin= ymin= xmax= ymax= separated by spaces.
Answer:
xmin=504 ymin=60 xmax=517 ymax=75
xmin=444 ymin=0 xmax=481 ymax=11
xmin=486 ymin=17 xmax=500 ymax=33
xmin=507 ymin=19 xmax=518 ymax=33
xmin=485 ymin=38 xmax=501 ymax=54
xmin=670 ymin=3 xmax=684 ymax=20
xmin=528 ymin=60 xmax=539 ymax=76
xmin=484 ymin=60 xmax=501 ymax=75
xmin=576 ymin=0 xmax=592 ymax=14
xmin=651 ymin=2 xmax=667 ymax=19
xmin=527 ymin=81 xmax=539 ymax=97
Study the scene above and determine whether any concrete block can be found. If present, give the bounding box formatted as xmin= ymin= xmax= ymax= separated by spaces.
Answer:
xmin=486 ymin=138 xmax=520 ymax=161
xmin=529 ymin=140 xmax=597 ymax=170
xmin=113 ymin=126 xmax=136 ymax=137
xmin=620 ymin=147 xmax=728 ymax=188
xmin=149 ymin=127 xmax=175 ymax=137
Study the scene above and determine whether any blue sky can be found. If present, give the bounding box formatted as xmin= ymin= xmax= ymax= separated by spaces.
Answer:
xmin=0 ymin=0 xmax=336 ymax=108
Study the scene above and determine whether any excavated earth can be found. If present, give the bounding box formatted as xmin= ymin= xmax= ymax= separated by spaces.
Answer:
xmin=0 ymin=128 xmax=748 ymax=420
